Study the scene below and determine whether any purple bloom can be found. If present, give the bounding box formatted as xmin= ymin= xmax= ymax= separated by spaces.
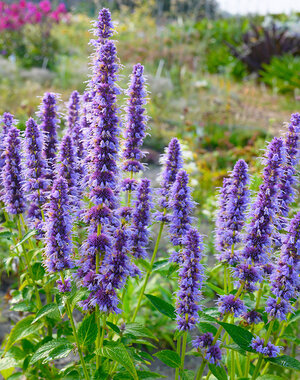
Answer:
xmin=156 ymin=138 xmax=183 ymax=222
xmin=176 ymin=228 xmax=204 ymax=331
xmin=234 ymin=264 xmax=263 ymax=292
xmin=266 ymin=297 xmax=294 ymax=321
xmin=217 ymin=294 xmax=246 ymax=317
xmin=130 ymin=178 xmax=152 ymax=259
xmin=250 ymin=337 xmax=281 ymax=357
xmin=216 ymin=160 xmax=250 ymax=264
xmin=57 ymin=278 xmax=72 ymax=293
xmin=122 ymin=63 xmax=148 ymax=176
xmin=23 ymin=118 xmax=49 ymax=232
xmin=205 ymin=343 xmax=222 ymax=366
xmin=2 ymin=126 xmax=26 ymax=215
xmin=0 ymin=113 xmax=16 ymax=180
xmin=270 ymin=211 xmax=300 ymax=302
xmin=94 ymin=8 xmax=114 ymax=41
xmin=39 ymin=92 xmax=60 ymax=184
xmin=56 ymin=134 xmax=80 ymax=210
xmin=169 ymin=170 xmax=194 ymax=253
xmin=192 ymin=333 xmax=214 ymax=349
xmin=242 ymin=310 xmax=262 ymax=325
xmin=277 ymin=113 xmax=300 ymax=227
xmin=242 ymin=138 xmax=286 ymax=266
xmin=44 ymin=177 xmax=74 ymax=272
xmin=67 ymin=90 xmax=80 ymax=132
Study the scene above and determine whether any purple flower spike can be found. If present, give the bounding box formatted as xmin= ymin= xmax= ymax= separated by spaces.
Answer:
xmin=176 ymin=228 xmax=204 ymax=331
xmin=205 ymin=343 xmax=222 ymax=366
xmin=131 ymin=178 xmax=152 ymax=259
xmin=156 ymin=138 xmax=183 ymax=222
xmin=44 ymin=177 xmax=74 ymax=273
xmin=23 ymin=118 xmax=49 ymax=232
xmin=169 ymin=170 xmax=194 ymax=252
xmin=39 ymin=92 xmax=60 ymax=184
xmin=192 ymin=333 xmax=214 ymax=349
xmin=268 ymin=211 xmax=300 ymax=308
xmin=122 ymin=63 xmax=148 ymax=177
xmin=87 ymin=40 xmax=120 ymax=209
xmin=57 ymin=278 xmax=72 ymax=293
xmin=242 ymin=310 xmax=262 ymax=325
xmin=266 ymin=297 xmax=294 ymax=321
xmin=94 ymin=226 xmax=134 ymax=313
xmin=67 ymin=90 xmax=80 ymax=132
xmin=241 ymin=137 xmax=286 ymax=270
xmin=2 ymin=126 xmax=26 ymax=215
xmin=217 ymin=294 xmax=246 ymax=317
xmin=216 ymin=160 xmax=250 ymax=264
xmin=278 ymin=113 xmax=300 ymax=225
xmin=0 ymin=113 xmax=17 ymax=183
xmin=95 ymin=8 xmax=114 ymax=41
xmin=250 ymin=337 xmax=282 ymax=358
xmin=57 ymin=134 xmax=80 ymax=210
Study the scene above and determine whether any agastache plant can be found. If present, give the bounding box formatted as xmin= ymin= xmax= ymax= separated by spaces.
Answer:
xmin=1 ymin=8 xmax=300 ymax=380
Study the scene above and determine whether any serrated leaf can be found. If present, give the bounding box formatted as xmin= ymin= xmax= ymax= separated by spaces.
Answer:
xmin=4 ymin=316 xmax=42 ymax=353
xmin=32 ymin=303 xmax=60 ymax=323
xmin=218 ymin=321 xmax=255 ymax=352
xmin=30 ymin=338 xmax=72 ymax=365
xmin=10 ymin=301 xmax=35 ymax=312
xmin=266 ymin=355 xmax=300 ymax=371
xmin=78 ymin=313 xmax=98 ymax=346
xmin=257 ymin=375 xmax=285 ymax=380
xmin=14 ymin=230 xmax=36 ymax=250
xmin=180 ymin=369 xmax=195 ymax=380
xmin=137 ymin=370 xmax=166 ymax=379
xmin=145 ymin=294 xmax=175 ymax=320
xmin=288 ymin=310 xmax=300 ymax=323
xmin=198 ymin=310 xmax=218 ymax=323
xmin=31 ymin=262 xmax=45 ymax=281
xmin=205 ymin=282 xmax=225 ymax=295
xmin=125 ymin=323 xmax=157 ymax=340
xmin=223 ymin=344 xmax=246 ymax=356
xmin=208 ymin=363 xmax=227 ymax=380
xmin=137 ymin=259 xmax=151 ymax=272
xmin=49 ymin=345 xmax=72 ymax=361
xmin=106 ymin=322 xmax=121 ymax=335
xmin=100 ymin=341 xmax=138 ymax=380
xmin=152 ymin=259 xmax=169 ymax=272
xmin=154 ymin=350 xmax=181 ymax=368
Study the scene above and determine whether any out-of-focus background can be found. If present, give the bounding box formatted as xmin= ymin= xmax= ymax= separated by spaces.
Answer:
xmin=0 ymin=0 xmax=300 ymax=216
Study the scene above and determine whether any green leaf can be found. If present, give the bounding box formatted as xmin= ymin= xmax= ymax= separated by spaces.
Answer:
xmin=198 ymin=322 xmax=217 ymax=335
xmin=14 ymin=230 xmax=36 ymax=250
xmin=205 ymin=282 xmax=225 ymax=295
xmin=106 ymin=322 xmax=121 ymax=335
xmin=78 ymin=313 xmax=98 ymax=346
xmin=217 ymin=321 xmax=254 ymax=352
xmin=48 ymin=345 xmax=72 ymax=361
xmin=152 ymin=259 xmax=169 ymax=272
xmin=0 ymin=357 xmax=18 ymax=371
xmin=124 ymin=323 xmax=157 ymax=340
xmin=137 ymin=370 xmax=166 ymax=379
xmin=180 ymin=369 xmax=195 ymax=380
xmin=100 ymin=341 xmax=138 ymax=380
xmin=208 ymin=363 xmax=227 ymax=380
xmin=31 ymin=262 xmax=45 ymax=281
xmin=288 ymin=310 xmax=300 ymax=323
xmin=137 ymin=259 xmax=151 ymax=272
xmin=145 ymin=294 xmax=175 ymax=320
xmin=222 ymin=344 xmax=246 ymax=356
xmin=32 ymin=303 xmax=60 ymax=323
xmin=4 ymin=316 xmax=42 ymax=353
xmin=30 ymin=338 xmax=72 ymax=365
xmin=10 ymin=301 xmax=35 ymax=312
xmin=154 ymin=350 xmax=181 ymax=368
xmin=266 ymin=355 xmax=300 ymax=371
xmin=0 ymin=231 xmax=12 ymax=239
xmin=257 ymin=375 xmax=285 ymax=380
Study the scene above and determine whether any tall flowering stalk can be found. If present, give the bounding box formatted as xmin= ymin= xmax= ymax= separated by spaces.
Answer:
xmin=23 ymin=118 xmax=49 ymax=233
xmin=277 ymin=113 xmax=300 ymax=231
xmin=2 ymin=126 xmax=26 ymax=215
xmin=56 ymin=134 xmax=80 ymax=210
xmin=0 ymin=113 xmax=17 ymax=185
xmin=39 ymin=92 xmax=60 ymax=184
xmin=216 ymin=159 xmax=250 ymax=264
xmin=67 ymin=90 xmax=80 ymax=132
xmin=236 ymin=138 xmax=286 ymax=291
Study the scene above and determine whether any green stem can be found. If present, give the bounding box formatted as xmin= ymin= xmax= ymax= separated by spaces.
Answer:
xmin=196 ymin=359 xmax=207 ymax=380
xmin=175 ymin=336 xmax=181 ymax=380
xmin=255 ymin=282 xmax=263 ymax=309
xmin=231 ymin=347 xmax=235 ymax=380
xmin=60 ymin=272 xmax=90 ymax=380
xmin=131 ymin=220 xmax=165 ymax=322
xmin=181 ymin=331 xmax=187 ymax=370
